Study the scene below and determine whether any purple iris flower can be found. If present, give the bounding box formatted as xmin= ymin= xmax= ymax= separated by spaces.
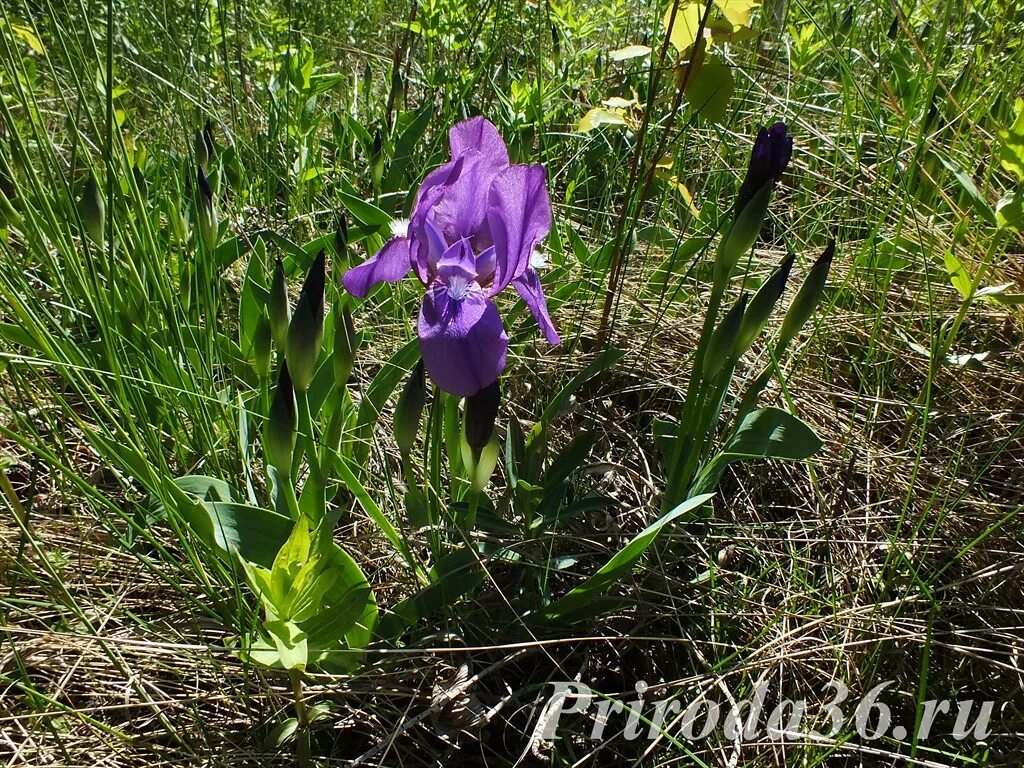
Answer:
xmin=734 ymin=122 xmax=792 ymax=218
xmin=342 ymin=117 xmax=560 ymax=397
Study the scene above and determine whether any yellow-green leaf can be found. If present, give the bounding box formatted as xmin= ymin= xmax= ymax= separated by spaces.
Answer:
xmin=655 ymin=167 xmax=701 ymax=218
xmin=609 ymin=44 xmax=651 ymax=62
xmin=664 ymin=3 xmax=707 ymax=55
xmin=577 ymin=107 xmax=628 ymax=133
xmin=11 ymin=23 xmax=44 ymax=55
xmin=713 ymin=0 xmax=760 ymax=28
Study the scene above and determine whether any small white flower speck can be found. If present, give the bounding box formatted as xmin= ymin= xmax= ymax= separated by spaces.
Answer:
xmin=389 ymin=218 xmax=410 ymax=237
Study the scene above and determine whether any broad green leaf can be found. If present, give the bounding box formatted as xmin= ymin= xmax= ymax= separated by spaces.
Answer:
xmin=692 ymin=407 xmax=822 ymax=493
xmin=544 ymin=431 xmax=595 ymax=489
xmin=337 ymin=190 xmax=391 ymax=227
xmin=935 ymin=154 xmax=995 ymax=224
xmin=998 ymin=98 xmax=1024 ymax=183
xmin=264 ymin=619 xmax=308 ymax=671
xmin=684 ymin=54 xmax=734 ymax=123
xmin=996 ymin=191 xmax=1024 ymax=232
xmin=297 ymin=541 xmax=375 ymax=644
xmin=11 ymin=24 xmax=44 ymax=55
xmin=0 ymin=322 xmax=42 ymax=351
xmin=192 ymin=499 xmax=293 ymax=569
xmin=944 ymin=250 xmax=974 ymax=299
xmin=538 ymin=493 xmax=714 ymax=622
xmin=271 ymin=514 xmax=312 ymax=608
xmin=719 ymin=406 xmax=822 ymax=462
xmin=215 ymin=236 xmax=246 ymax=271
xmin=264 ymin=718 xmax=299 ymax=748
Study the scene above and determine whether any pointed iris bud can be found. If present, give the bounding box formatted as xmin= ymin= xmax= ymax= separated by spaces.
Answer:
xmin=362 ymin=60 xmax=372 ymax=90
xmin=268 ymin=257 xmax=290 ymax=350
xmin=394 ymin=359 xmax=426 ymax=458
xmin=194 ymin=129 xmax=209 ymax=172
xmin=736 ymin=254 xmax=795 ymax=355
xmin=223 ymin=143 xmax=244 ymax=191
xmin=778 ymin=240 xmax=835 ymax=351
xmin=715 ymin=182 xmax=771 ymax=287
xmin=132 ymin=165 xmax=147 ymax=198
xmin=734 ymin=122 xmax=792 ymax=220
xmin=498 ymin=56 xmax=510 ymax=89
xmin=703 ymin=292 xmax=748 ymax=383
xmin=333 ymin=302 xmax=359 ymax=387
xmin=196 ymin=167 xmax=218 ymax=252
xmin=391 ymin=70 xmax=406 ymax=107
xmin=203 ymin=119 xmax=215 ymax=160
xmin=464 ymin=378 xmax=500 ymax=458
xmin=80 ymin=171 xmax=104 ymax=245
xmin=334 ymin=215 xmax=348 ymax=258
xmin=370 ymin=129 xmax=384 ymax=188
xmin=266 ymin=361 xmax=297 ymax=477
xmin=839 ymin=5 xmax=854 ymax=35
xmin=286 ymin=250 xmax=326 ymax=392
xmin=887 ymin=15 xmax=899 ymax=39
xmin=180 ymin=264 xmax=192 ymax=312
xmin=253 ymin=308 xmax=273 ymax=379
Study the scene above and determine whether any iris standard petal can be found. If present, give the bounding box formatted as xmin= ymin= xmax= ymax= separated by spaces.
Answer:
xmin=414 ymin=155 xmax=464 ymax=210
xmin=475 ymin=246 xmax=496 ymax=285
xmin=449 ymin=116 xmax=510 ymax=168
xmin=512 ymin=267 xmax=560 ymax=345
xmin=428 ymin=150 xmax=504 ymax=245
xmin=342 ymin=237 xmax=412 ymax=298
xmin=424 ymin=217 xmax=448 ymax=273
xmin=418 ymin=285 xmax=508 ymax=397
xmin=486 ymin=164 xmax=552 ymax=294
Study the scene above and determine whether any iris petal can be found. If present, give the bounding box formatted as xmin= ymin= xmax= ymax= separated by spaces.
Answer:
xmin=418 ymin=285 xmax=507 ymax=397
xmin=486 ymin=164 xmax=552 ymax=294
xmin=342 ymin=237 xmax=412 ymax=298
xmin=449 ymin=116 xmax=510 ymax=168
xmin=513 ymin=267 xmax=560 ymax=345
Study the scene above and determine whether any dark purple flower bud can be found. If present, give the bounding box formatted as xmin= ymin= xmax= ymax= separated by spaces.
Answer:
xmin=394 ymin=359 xmax=426 ymax=457
xmin=286 ymin=250 xmax=326 ymax=392
xmin=734 ymin=122 xmax=792 ymax=219
xmin=464 ymin=378 xmax=500 ymax=457
xmin=334 ymin=214 xmax=349 ymax=257
xmin=266 ymin=361 xmax=297 ymax=476
xmin=203 ymin=119 xmax=215 ymax=159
